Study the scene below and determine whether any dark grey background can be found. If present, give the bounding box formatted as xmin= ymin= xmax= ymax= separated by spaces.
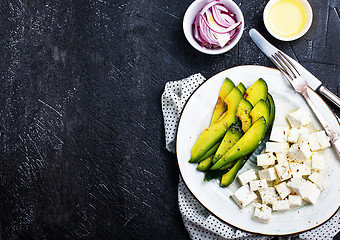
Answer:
xmin=0 ymin=0 xmax=339 ymax=239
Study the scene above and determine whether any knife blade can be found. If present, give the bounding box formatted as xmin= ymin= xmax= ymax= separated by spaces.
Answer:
xmin=249 ymin=29 xmax=340 ymax=109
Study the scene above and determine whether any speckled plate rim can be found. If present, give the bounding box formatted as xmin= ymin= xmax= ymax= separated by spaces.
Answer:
xmin=176 ymin=65 xmax=340 ymax=236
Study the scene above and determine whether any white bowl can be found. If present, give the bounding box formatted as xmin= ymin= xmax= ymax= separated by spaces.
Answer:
xmin=183 ymin=0 xmax=244 ymax=55
xmin=263 ymin=0 xmax=313 ymax=41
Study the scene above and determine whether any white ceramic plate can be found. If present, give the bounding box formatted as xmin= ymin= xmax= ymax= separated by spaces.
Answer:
xmin=176 ymin=65 xmax=340 ymax=235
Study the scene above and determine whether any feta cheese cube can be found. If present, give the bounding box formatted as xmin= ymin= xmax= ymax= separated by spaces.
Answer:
xmin=311 ymin=154 xmax=325 ymax=171
xmin=275 ymin=182 xmax=291 ymax=199
xmin=304 ymin=184 xmax=321 ymax=205
xmin=306 ymin=122 xmax=318 ymax=133
xmin=232 ymin=185 xmax=257 ymax=208
xmin=276 ymin=150 xmax=288 ymax=164
xmin=272 ymin=200 xmax=290 ymax=211
xmin=270 ymin=125 xmax=290 ymax=142
xmin=258 ymin=167 xmax=277 ymax=181
xmin=288 ymin=195 xmax=303 ymax=207
xmin=249 ymin=179 xmax=268 ymax=191
xmin=257 ymin=153 xmax=276 ymax=167
xmin=298 ymin=127 xmax=310 ymax=143
xmin=308 ymin=134 xmax=319 ymax=151
xmin=287 ymin=108 xmax=312 ymax=128
xmin=289 ymin=162 xmax=311 ymax=178
xmin=308 ymin=171 xmax=326 ymax=189
xmin=288 ymin=142 xmax=312 ymax=161
xmin=258 ymin=187 xmax=279 ymax=204
xmin=296 ymin=180 xmax=318 ymax=199
xmin=275 ymin=161 xmax=292 ymax=181
xmin=309 ymin=131 xmax=331 ymax=151
xmin=287 ymin=127 xmax=300 ymax=143
xmin=237 ymin=169 xmax=258 ymax=185
xmin=287 ymin=177 xmax=307 ymax=194
xmin=265 ymin=142 xmax=289 ymax=153
xmin=253 ymin=203 xmax=272 ymax=224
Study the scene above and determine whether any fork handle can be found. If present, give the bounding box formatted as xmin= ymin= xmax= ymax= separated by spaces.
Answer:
xmin=302 ymin=91 xmax=340 ymax=158
xmin=318 ymin=85 xmax=340 ymax=109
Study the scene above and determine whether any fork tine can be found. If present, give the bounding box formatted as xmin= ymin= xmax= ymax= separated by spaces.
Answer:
xmin=270 ymin=53 xmax=293 ymax=81
xmin=278 ymin=51 xmax=300 ymax=76
xmin=276 ymin=52 xmax=299 ymax=78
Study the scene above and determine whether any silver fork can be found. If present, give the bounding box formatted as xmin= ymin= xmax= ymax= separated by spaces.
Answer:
xmin=271 ymin=51 xmax=340 ymax=158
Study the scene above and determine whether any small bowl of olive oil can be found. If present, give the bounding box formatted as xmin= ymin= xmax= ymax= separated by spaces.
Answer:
xmin=263 ymin=0 xmax=313 ymax=41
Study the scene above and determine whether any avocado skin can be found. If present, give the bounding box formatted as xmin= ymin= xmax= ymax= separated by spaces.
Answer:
xmin=210 ymin=117 xmax=266 ymax=170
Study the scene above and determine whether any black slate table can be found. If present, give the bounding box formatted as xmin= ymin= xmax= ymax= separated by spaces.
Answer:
xmin=0 ymin=0 xmax=339 ymax=239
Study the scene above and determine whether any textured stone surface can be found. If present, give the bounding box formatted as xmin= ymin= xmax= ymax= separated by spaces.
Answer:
xmin=0 ymin=0 xmax=339 ymax=239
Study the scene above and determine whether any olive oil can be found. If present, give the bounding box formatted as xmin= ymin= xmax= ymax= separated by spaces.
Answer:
xmin=268 ymin=0 xmax=307 ymax=38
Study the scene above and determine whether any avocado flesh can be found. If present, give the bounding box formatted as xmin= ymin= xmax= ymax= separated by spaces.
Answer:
xmin=210 ymin=117 xmax=266 ymax=170
xmin=189 ymin=140 xmax=221 ymax=163
xmin=190 ymin=87 xmax=243 ymax=162
xmin=249 ymin=99 xmax=270 ymax=129
xmin=220 ymin=158 xmax=244 ymax=187
xmin=197 ymin=155 xmax=213 ymax=171
xmin=212 ymin=123 xmax=243 ymax=164
xmin=245 ymin=78 xmax=268 ymax=106
xmin=236 ymin=98 xmax=253 ymax=133
xmin=237 ymin=82 xmax=246 ymax=95
xmin=210 ymin=78 xmax=235 ymax=125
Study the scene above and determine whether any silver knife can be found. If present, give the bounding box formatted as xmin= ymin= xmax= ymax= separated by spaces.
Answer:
xmin=249 ymin=29 xmax=340 ymax=109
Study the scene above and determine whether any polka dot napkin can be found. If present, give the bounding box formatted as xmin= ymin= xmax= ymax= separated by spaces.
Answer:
xmin=161 ymin=73 xmax=340 ymax=240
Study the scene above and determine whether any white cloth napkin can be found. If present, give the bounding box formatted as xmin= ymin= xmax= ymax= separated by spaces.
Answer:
xmin=161 ymin=73 xmax=340 ymax=240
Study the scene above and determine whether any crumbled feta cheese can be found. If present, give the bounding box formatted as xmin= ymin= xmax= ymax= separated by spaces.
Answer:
xmin=258 ymin=187 xmax=279 ymax=204
xmin=275 ymin=182 xmax=291 ymax=200
xmin=249 ymin=179 xmax=268 ymax=191
xmin=287 ymin=108 xmax=312 ymax=128
xmin=253 ymin=203 xmax=272 ymax=224
xmin=232 ymin=185 xmax=257 ymax=208
xmin=258 ymin=167 xmax=277 ymax=181
xmin=287 ymin=127 xmax=300 ymax=143
xmin=272 ymin=200 xmax=290 ymax=211
xmin=270 ymin=125 xmax=290 ymax=142
xmin=275 ymin=161 xmax=292 ymax=181
xmin=288 ymin=195 xmax=303 ymax=207
xmin=289 ymin=162 xmax=311 ymax=178
xmin=265 ymin=142 xmax=289 ymax=153
xmin=257 ymin=152 xmax=276 ymax=167
xmin=311 ymin=154 xmax=325 ymax=171
xmin=288 ymin=142 xmax=312 ymax=161
xmin=237 ymin=169 xmax=258 ymax=185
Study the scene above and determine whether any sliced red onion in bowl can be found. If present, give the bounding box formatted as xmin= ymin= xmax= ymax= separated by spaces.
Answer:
xmin=192 ymin=0 xmax=242 ymax=49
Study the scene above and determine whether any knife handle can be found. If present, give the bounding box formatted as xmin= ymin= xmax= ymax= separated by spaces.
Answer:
xmin=319 ymin=85 xmax=340 ymax=109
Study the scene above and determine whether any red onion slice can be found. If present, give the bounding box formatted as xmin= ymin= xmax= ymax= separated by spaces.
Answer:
xmin=193 ymin=0 xmax=242 ymax=49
